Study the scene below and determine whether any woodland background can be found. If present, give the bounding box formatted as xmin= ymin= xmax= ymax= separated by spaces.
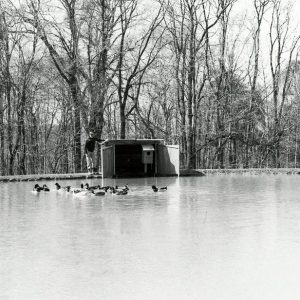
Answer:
xmin=1 ymin=0 xmax=300 ymax=175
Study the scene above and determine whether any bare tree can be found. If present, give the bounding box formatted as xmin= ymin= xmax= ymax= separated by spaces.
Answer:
xmin=80 ymin=0 xmax=119 ymax=135
xmin=113 ymin=0 xmax=165 ymax=139
xmin=0 ymin=7 xmax=6 ymax=175
xmin=20 ymin=0 xmax=83 ymax=172
xmin=269 ymin=0 xmax=300 ymax=167
xmin=164 ymin=0 xmax=235 ymax=169
xmin=0 ymin=7 xmax=39 ymax=175
xmin=244 ymin=0 xmax=270 ymax=167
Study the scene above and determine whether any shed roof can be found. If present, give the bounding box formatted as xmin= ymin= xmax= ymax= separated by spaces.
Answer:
xmin=101 ymin=139 xmax=165 ymax=147
xmin=142 ymin=144 xmax=155 ymax=151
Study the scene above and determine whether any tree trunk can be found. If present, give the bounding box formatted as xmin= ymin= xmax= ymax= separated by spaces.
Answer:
xmin=0 ymin=87 xmax=5 ymax=175
xmin=120 ymin=103 xmax=126 ymax=139
xmin=19 ymin=90 xmax=26 ymax=174
xmin=70 ymin=78 xmax=82 ymax=172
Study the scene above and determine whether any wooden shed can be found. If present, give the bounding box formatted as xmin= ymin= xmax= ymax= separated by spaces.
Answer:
xmin=101 ymin=139 xmax=179 ymax=178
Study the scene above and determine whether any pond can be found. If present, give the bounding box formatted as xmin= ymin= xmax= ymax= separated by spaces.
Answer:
xmin=1 ymin=175 xmax=300 ymax=299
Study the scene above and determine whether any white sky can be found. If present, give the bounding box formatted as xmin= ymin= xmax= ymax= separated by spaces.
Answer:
xmin=228 ymin=0 xmax=300 ymax=80
xmin=233 ymin=0 xmax=300 ymax=25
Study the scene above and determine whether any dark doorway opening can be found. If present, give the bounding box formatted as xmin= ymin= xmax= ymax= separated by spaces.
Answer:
xmin=114 ymin=144 xmax=155 ymax=177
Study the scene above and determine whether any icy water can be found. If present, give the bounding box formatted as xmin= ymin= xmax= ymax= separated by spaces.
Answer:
xmin=1 ymin=175 xmax=300 ymax=300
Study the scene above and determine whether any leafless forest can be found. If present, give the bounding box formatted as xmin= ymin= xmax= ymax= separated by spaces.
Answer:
xmin=1 ymin=0 xmax=300 ymax=175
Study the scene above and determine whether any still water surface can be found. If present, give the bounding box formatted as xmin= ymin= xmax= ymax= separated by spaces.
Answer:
xmin=1 ymin=175 xmax=300 ymax=299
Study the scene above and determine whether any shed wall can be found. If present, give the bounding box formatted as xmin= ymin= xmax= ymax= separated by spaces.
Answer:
xmin=157 ymin=145 xmax=179 ymax=176
xmin=101 ymin=145 xmax=114 ymax=177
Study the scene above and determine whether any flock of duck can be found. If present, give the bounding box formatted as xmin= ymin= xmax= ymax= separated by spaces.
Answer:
xmin=32 ymin=182 xmax=168 ymax=197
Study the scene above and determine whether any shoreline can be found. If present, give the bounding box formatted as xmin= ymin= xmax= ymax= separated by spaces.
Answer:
xmin=190 ymin=168 xmax=300 ymax=176
xmin=0 ymin=173 xmax=102 ymax=183
xmin=0 ymin=168 xmax=300 ymax=182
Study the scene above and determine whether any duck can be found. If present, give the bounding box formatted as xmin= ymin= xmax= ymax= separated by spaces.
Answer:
xmin=54 ymin=182 xmax=62 ymax=190
xmin=116 ymin=189 xmax=128 ymax=195
xmin=101 ymin=186 xmax=110 ymax=193
xmin=91 ymin=189 xmax=106 ymax=196
xmin=70 ymin=184 xmax=85 ymax=194
xmin=110 ymin=187 xmax=128 ymax=195
xmin=32 ymin=184 xmax=43 ymax=192
xmin=83 ymin=183 xmax=106 ymax=196
xmin=152 ymin=185 xmax=167 ymax=192
xmin=115 ymin=184 xmax=129 ymax=192
xmin=84 ymin=183 xmax=101 ymax=190
xmin=112 ymin=184 xmax=129 ymax=194
xmin=42 ymin=184 xmax=50 ymax=192
xmin=55 ymin=183 xmax=71 ymax=192
xmin=72 ymin=189 xmax=92 ymax=197
xmin=71 ymin=184 xmax=93 ymax=197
